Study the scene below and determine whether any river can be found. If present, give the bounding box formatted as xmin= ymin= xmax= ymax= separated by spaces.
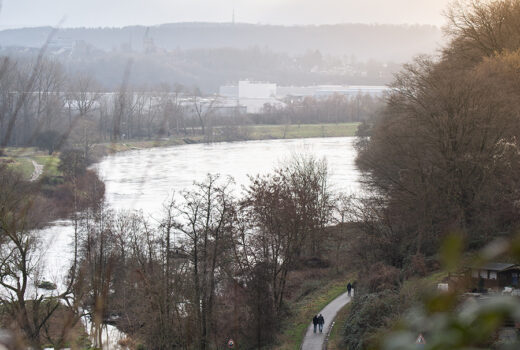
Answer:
xmin=37 ymin=136 xmax=362 ymax=348
xmin=93 ymin=136 xmax=362 ymax=214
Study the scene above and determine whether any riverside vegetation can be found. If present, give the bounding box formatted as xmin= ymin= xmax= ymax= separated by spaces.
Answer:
xmin=339 ymin=0 xmax=520 ymax=349
xmin=0 ymin=151 xmax=362 ymax=350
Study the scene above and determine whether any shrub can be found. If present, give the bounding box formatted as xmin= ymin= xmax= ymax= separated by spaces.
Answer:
xmin=362 ymin=262 xmax=401 ymax=294
xmin=58 ymin=149 xmax=87 ymax=179
xmin=343 ymin=291 xmax=403 ymax=350
xmin=37 ymin=281 xmax=57 ymax=290
xmin=33 ymin=130 xmax=63 ymax=155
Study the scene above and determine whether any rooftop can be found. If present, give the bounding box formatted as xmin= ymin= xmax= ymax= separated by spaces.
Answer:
xmin=474 ymin=263 xmax=519 ymax=272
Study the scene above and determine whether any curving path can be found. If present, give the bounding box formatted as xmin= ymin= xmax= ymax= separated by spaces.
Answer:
xmin=30 ymin=159 xmax=43 ymax=182
xmin=301 ymin=290 xmax=353 ymax=350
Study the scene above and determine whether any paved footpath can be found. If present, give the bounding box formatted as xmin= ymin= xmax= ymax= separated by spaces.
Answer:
xmin=301 ymin=290 xmax=353 ymax=350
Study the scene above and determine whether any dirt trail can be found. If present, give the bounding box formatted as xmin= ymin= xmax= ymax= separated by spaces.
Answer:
xmin=30 ymin=159 xmax=43 ymax=181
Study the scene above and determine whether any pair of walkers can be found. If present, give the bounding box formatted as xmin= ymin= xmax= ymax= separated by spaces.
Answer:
xmin=312 ymin=314 xmax=325 ymax=333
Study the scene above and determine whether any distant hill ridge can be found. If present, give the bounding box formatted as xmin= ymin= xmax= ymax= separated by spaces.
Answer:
xmin=0 ymin=22 xmax=443 ymax=61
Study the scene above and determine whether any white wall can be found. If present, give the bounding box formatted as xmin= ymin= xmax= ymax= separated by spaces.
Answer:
xmin=238 ymin=81 xmax=277 ymax=99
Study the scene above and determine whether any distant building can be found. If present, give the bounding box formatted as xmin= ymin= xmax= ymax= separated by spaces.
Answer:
xmin=238 ymin=81 xmax=276 ymax=99
xmin=277 ymin=85 xmax=388 ymax=99
xmin=219 ymin=81 xmax=282 ymax=114
xmin=219 ymin=85 xmax=239 ymax=98
xmin=470 ymin=263 xmax=520 ymax=290
xmin=219 ymin=81 xmax=277 ymax=99
xmin=219 ymin=82 xmax=388 ymax=114
xmin=180 ymin=98 xmax=246 ymax=118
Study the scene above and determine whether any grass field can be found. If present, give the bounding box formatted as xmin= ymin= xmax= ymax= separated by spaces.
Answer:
xmin=1 ymin=148 xmax=61 ymax=180
xmin=247 ymin=123 xmax=360 ymax=140
xmin=275 ymin=278 xmax=352 ymax=350
xmin=1 ymin=157 xmax=34 ymax=179
xmin=34 ymin=155 xmax=61 ymax=177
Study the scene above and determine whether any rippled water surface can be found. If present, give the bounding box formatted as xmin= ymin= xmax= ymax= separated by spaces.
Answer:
xmin=93 ymin=137 xmax=362 ymax=215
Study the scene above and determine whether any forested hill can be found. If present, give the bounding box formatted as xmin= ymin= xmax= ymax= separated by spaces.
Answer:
xmin=0 ymin=22 xmax=442 ymax=61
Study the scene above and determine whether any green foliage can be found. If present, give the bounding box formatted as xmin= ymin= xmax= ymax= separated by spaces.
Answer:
xmin=383 ymin=296 xmax=520 ymax=350
xmin=5 ymin=157 xmax=34 ymax=180
xmin=440 ymin=233 xmax=465 ymax=273
xmin=35 ymin=155 xmax=61 ymax=177
xmin=247 ymin=123 xmax=360 ymax=140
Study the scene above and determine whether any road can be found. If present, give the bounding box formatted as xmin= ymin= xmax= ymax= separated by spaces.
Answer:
xmin=301 ymin=290 xmax=353 ymax=350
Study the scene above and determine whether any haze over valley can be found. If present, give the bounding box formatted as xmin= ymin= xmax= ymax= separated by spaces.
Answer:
xmin=0 ymin=23 xmax=442 ymax=90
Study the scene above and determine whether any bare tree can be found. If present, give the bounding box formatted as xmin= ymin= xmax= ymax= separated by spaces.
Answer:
xmin=174 ymin=174 xmax=235 ymax=350
xmin=0 ymin=167 xmax=82 ymax=349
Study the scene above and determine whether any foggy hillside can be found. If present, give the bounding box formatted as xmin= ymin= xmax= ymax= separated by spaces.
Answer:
xmin=0 ymin=23 xmax=444 ymax=92
xmin=0 ymin=22 xmax=443 ymax=61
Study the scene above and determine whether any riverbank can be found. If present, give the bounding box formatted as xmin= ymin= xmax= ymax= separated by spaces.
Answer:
xmin=1 ymin=123 xmax=360 ymax=177
xmin=90 ymin=122 xmax=360 ymax=160
xmin=0 ymin=148 xmax=61 ymax=181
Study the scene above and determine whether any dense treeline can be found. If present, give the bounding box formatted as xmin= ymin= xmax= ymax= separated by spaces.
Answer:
xmin=0 ymin=57 xmax=188 ymax=149
xmin=255 ymin=94 xmax=382 ymax=125
xmin=346 ymin=1 xmax=520 ymax=348
xmin=357 ymin=0 xmax=520 ymax=267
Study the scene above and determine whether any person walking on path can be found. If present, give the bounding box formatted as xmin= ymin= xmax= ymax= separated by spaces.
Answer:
xmin=347 ymin=282 xmax=352 ymax=297
xmin=301 ymin=291 xmax=351 ymax=349
xmin=312 ymin=315 xmax=318 ymax=333
xmin=317 ymin=314 xmax=325 ymax=333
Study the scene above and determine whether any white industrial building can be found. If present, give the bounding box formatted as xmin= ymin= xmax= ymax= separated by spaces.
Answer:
xmin=218 ymin=81 xmax=388 ymax=114
xmin=220 ymin=81 xmax=277 ymax=99
xmin=276 ymin=85 xmax=388 ymax=98
xmin=219 ymin=81 xmax=283 ymax=114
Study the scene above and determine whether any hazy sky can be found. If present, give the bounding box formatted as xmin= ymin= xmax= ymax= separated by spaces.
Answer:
xmin=0 ymin=0 xmax=452 ymax=28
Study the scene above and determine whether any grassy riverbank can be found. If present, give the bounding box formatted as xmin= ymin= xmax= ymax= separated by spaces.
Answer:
xmin=0 ymin=148 xmax=61 ymax=180
xmin=247 ymin=122 xmax=360 ymax=140
xmin=2 ymin=122 xmax=360 ymax=178
xmin=94 ymin=122 xmax=360 ymax=154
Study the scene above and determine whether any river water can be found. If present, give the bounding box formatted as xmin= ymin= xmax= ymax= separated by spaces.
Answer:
xmin=93 ymin=136 xmax=362 ymax=214
xmin=37 ymin=136 xmax=362 ymax=348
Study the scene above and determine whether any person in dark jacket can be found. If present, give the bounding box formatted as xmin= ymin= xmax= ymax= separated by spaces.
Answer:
xmin=347 ymin=282 xmax=352 ymax=296
xmin=312 ymin=315 xmax=318 ymax=333
xmin=317 ymin=314 xmax=325 ymax=333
